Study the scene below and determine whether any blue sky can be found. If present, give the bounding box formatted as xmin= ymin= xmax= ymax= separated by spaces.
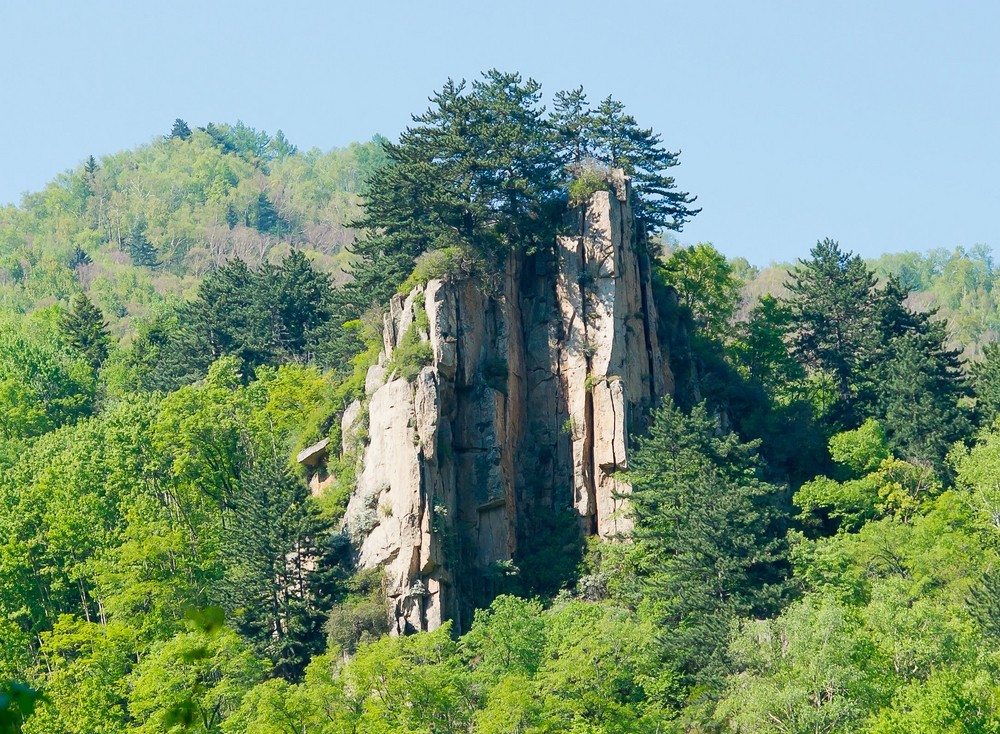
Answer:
xmin=1 ymin=0 xmax=997 ymax=265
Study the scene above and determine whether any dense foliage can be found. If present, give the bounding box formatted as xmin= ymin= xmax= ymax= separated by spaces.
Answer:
xmin=3 ymin=72 xmax=1000 ymax=733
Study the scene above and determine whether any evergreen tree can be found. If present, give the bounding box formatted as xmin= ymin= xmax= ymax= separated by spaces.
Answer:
xmin=783 ymin=238 xmax=880 ymax=424
xmin=60 ymin=293 xmax=110 ymax=372
xmin=267 ymin=129 xmax=298 ymax=159
xmin=246 ymin=192 xmax=287 ymax=236
xmin=169 ymin=118 xmax=191 ymax=140
xmin=83 ymin=155 xmax=99 ymax=177
xmin=345 ymin=71 xmax=562 ymax=324
xmin=590 ymin=95 xmax=700 ymax=231
xmin=269 ymin=249 xmax=334 ymax=360
xmin=876 ymin=329 xmax=968 ymax=466
xmin=122 ymin=220 xmax=160 ymax=267
xmin=629 ymin=398 xmax=787 ymax=683
xmin=971 ymin=342 xmax=1000 ymax=425
xmin=218 ymin=455 xmax=331 ymax=680
xmin=730 ymin=295 xmax=803 ymax=395
xmin=550 ymin=86 xmax=594 ymax=170
xmin=68 ymin=245 xmax=92 ymax=270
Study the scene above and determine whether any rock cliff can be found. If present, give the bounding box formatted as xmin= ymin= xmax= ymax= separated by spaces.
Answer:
xmin=336 ymin=173 xmax=673 ymax=634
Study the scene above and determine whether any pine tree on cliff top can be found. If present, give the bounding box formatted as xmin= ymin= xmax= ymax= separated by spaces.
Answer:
xmin=591 ymin=95 xmax=700 ymax=231
xmin=341 ymin=71 xmax=699 ymax=336
xmin=344 ymin=71 xmax=561 ymax=319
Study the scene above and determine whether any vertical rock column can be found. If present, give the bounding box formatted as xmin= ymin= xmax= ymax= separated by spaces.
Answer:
xmin=554 ymin=174 xmax=669 ymax=537
xmin=337 ymin=171 xmax=675 ymax=634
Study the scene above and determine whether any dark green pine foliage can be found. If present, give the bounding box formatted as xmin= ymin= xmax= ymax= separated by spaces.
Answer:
xmin=628 ymin=399 xmax=787 ymax=685
xmin=191 ymin=259 xmax=272 ymax=365
xmin=590 ymin=96 xmax=700 ymax=232
xmin=68 ymin=245 xmax=92 ymax=270
xmin=870 ymin=279 xmax=968 ymax=466
xmin=60 ymin=292 xmax=111 ymax=371
xmin=547 ymin=89 xmax=700 ymax=232
xmin=784 ymin=243 xmax=968 ymax=465
xmin=266 ymin=249 xmax=334 ymax=360
xmin=151 ymin=259 xmax=269 ymax=388
xmin=169 ymin=118 xmax=192 ymax=140
xmin=218 ymin=455 xmax=332 ymax=680
xmin=731 ymin=295 xmax=804 ymax=394
xmin=550 ymin=86 xmax=595 ymax=170
xmin=337 ymin=73 xmax=698 ymax=366
xmin=971 ymin=342 xmax=1000 ymax=426
xmin=877 ymin=331 xmax=968 ymax=466
xmin=83 ymin=154 xmax=99 ymax=177
xmin=151 ymin=251 xmax=334 ymax=388
xmin=122 ymin=220 xmax=160 ymax=267
xmin=245 ymin=192 xmax=288 ymax=236
xmin=267 ymin=129 xmax=298 ymax=160
xmin=342 ymin=72 xmax=562 ymax=323
xmin=784 ymin=238 xmax=880 ymax=424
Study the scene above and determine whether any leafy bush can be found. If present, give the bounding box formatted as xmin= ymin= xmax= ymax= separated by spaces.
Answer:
xmin=388 ymin=324 xmax=432 ymax=381
xmin=324 ymin=571 xmax=390 ymax=655
xmin=398 ymin=246 xmax=472 ymax=294
xmin=568 ymin=169 xmax=610 ymax=205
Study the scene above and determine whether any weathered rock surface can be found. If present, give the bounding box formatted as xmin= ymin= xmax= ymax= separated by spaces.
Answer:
xmin=337 ymin=175 xmax=673 ymax=633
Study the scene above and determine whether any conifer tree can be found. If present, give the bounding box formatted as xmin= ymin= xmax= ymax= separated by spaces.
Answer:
xmin=345 ymin=71 xmax=561 ymax=322
xmin=590 ymin=95 xmax=700 ymax=231
xmin=122 ymin=220 xmax=160 ymax=267
xmin=629 ymin=399 xmax=787 ymax=683
xmin=269 ymin=249 xmax=334 ymax=359
xmin=784 ymin=239 xmax=880 ymax=423
xmin=550 ymin=86 xmax=595 ymax=171
xmin=68 ymin=245 xmax=92 ymax=270
xmin=60 ymin=292 xmax=110 ymax=371
xmin=169 ymin=118 xmax=191 ymax=140
xmin=218 ymin=455 xmax=331 ymax=680
xmin=876 ymin=330 xmax=968 ymax=466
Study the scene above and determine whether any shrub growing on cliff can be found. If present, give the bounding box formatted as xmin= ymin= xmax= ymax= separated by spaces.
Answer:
xmin=568 ymin=168 xmax=610 ymax=206
xmin=398 ymin=247 xmax=477 ymax=294
xmin=388 ymin=324 xmax=433 ymax=381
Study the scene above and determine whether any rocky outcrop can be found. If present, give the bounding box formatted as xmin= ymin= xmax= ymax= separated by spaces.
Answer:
xmin=336 ymin=174 xmax=673 ymax=634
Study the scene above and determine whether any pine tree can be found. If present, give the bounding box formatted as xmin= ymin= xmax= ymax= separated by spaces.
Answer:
xmin=629 ymin=399 xmax=787 ymax=683
xmin=590 ymin=95 xmax=700 ymax=231
xmin=269 ymin=249 xmax=334 ymax=359
xmin=60 ymin=293 xmax=110 ymax=371
xmin=218 ymin=454 xmax=331 ymax=680
xmin=68 ymin=245 xmax=92 ymax=270
xmin=122 ymin=220 xmax=160 ymax=267
xmin=83 ymin=155 xmax=98 ymax=177
xmin=972 ymin=342 xmax=1000 ymax=425
xmin=169 ymin=118 xmax=191 ymax=140
xmin=346 ymin=71 xmax=561 ymax=321
xmin=550 ymin=86 xmax=595 ymax=171
xmin=875 ymin=324 xmax=968 ymax=466
xmin=784 ymin=239 xmax=880 ymax=424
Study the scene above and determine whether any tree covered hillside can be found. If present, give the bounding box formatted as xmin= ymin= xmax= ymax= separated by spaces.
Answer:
xmin=4 ymin=71 xmax=1000 ymax=733
xmin=0 ymin=121 xmax=387 ymax=333
xmin=737 ymin=244 xmax=1000 ymax=358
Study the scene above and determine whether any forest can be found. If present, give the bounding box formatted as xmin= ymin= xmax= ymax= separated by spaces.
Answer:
xmin=3 ymin=71 xmax=1000 ymax=733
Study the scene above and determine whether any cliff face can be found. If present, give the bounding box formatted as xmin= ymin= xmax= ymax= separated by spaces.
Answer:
xmin=338 ymin=174 xmax=672 ymax=634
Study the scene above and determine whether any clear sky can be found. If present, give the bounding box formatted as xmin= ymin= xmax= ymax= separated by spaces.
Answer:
xmin=1 ymin=0 xmax=997 ymax=265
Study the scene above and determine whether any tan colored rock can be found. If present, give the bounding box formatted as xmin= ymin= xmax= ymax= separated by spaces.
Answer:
xmin=338 ymin=171 xmax=671 ymax=634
